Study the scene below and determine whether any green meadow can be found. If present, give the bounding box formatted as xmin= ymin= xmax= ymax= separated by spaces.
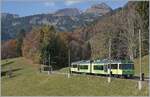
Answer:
xmin=1 ymin=56 xmax=149 ymax=96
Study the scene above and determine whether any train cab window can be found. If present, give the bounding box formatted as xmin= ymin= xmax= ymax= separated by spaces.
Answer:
xmin=79 ymin=65 xmax=88 ymax=69
xmin=119 ymin=64 xmax=134 ymax=69
xmin=111 ymin=64 xmax=118 ymax=69
xmin=94 ymin=65 xmax=103 ymax=70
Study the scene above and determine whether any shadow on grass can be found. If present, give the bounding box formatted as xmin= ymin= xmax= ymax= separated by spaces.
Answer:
xmin=132 ymin=76 xmax=149 ymax=81
xmin=1 ymin=68 xmax=22 ymax=77
xmin=1 ymin=61 xmax=14 ymax=67
xmin=40 ymin=65 xmax=68 ymax=71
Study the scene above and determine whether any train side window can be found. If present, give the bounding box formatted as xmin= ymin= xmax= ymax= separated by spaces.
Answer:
xmin=79 ymin=65 xmax=88 ymax=69
xmin=111 ymin=64 xmax=118 ymax=69
xmin=94 ymin=65 xmax=103 ymax=70
xmin=73 ymin=64 xmax=77 ymax=68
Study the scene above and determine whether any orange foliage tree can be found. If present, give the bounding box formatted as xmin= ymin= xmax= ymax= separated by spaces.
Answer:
xmin=1 ymin=39 xmax=18 ymax=59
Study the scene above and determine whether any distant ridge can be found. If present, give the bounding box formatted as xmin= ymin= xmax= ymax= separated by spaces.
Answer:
xmin=1 ymin=2 xmax=113 ymax=40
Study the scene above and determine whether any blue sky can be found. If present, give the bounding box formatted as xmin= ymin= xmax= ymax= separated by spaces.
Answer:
xmin=2 ymin=0 xmax=128 ymax=17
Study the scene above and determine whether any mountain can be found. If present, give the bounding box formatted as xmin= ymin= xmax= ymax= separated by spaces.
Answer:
xmin=1 ymin=13 xmax=19 ymax=19
xmin=1 ymin=3 xmax=112 ymax=40
xmin=1 ymin=13 xmax=20 ymax=40
xmin=85 ymin=2 xmax=112 ymax=16
xmin=54 ymin=8 xmax=81 ymax=16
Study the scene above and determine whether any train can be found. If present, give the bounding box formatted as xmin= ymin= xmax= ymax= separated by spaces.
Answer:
xmin=70 ymin=59 xmax=134 ymax=78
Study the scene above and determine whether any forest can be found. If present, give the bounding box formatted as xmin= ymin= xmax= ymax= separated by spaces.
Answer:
xmin=1 ymin=1 xmax=149 ymax=70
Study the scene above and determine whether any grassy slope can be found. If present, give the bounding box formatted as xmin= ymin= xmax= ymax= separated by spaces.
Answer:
xmin=134 ymin=55 xmax=149 ymax=77
xmin=1 ymin=57 xmax=149 ymax=96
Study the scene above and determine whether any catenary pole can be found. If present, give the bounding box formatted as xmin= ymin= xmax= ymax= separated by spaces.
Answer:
xmin=139 ymin=29 xmax=142 ymax=81
xmin=48 ymin=54 xmax=51 ymax=75
xmin=138 ymin=29 xmax=142 ymax=90
xmin=108 ymin=38 xmax=111 ymax=83
xmin=68 ymin=48 xmax=70 ymax=78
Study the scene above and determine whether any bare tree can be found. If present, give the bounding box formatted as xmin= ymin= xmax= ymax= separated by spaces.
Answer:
xmin=120 ymin=7 xmax=142 ymax=60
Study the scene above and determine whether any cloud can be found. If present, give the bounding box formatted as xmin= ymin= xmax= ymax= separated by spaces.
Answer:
xmin=64 ymin=0 xmax=84 ymax=6
xmin=44 ymin=2 xmax=55 ymax=7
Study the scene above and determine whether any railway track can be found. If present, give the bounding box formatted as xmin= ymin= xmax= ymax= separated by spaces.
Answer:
xmin=51 ymin=71 xmax=149 ymax=82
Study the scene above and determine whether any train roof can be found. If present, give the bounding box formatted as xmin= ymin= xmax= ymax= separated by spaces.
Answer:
xmin=71 ymin=59 xmax=134 ymax=65
xmin=71 ymin=60 xmax=90 ymax=65
xmin=93 ymin=59 xmax=134 ymax=64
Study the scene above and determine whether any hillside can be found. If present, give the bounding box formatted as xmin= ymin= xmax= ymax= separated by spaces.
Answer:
xmin=134 ymin=55 xmax=149 ymax=77
xmin=1 ymin=1 xmax=149 ymax=96
xmin=72 ymin=1 xmax=149 ymax=60
xmin=1 ymin=56 xmax=149 ymax=96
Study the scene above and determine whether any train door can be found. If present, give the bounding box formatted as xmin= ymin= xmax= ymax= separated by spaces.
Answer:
xmin=90 ymin=60 xmax=93 ymax=73
xmin=77 ymin=64 xmax=79 ymax=71
xmin=104 ymin=64 xmax=108 ymax=73
xmin=117 ymin=63 xmax=119 ymax=75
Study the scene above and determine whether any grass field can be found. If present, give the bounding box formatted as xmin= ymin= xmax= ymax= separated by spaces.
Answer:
xmin=134 ymin=55 xmax=149 ymax=77
xmin=1 ymin=56 xmax=149 ymax=96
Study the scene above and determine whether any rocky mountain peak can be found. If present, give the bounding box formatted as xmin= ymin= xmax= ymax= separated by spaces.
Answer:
xmin=85 ymin=2 xmax=112 ymax=15
xmin=54 ymin=8 xmax=81 ymax=16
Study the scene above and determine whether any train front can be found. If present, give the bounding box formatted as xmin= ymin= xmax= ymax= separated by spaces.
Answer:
xmin=119 ymin=60 xmax=134 ymax=78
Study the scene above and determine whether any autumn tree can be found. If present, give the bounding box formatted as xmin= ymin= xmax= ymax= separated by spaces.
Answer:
xmin=16 ymin=29 xmax=26 ymax=56
xmin=39 ymin=25 xmax=69 ymax=69
xmin=22 ymin=27 xmax=41 ymax=63
xmin=1 ymin=39 xmax=18 ymax=59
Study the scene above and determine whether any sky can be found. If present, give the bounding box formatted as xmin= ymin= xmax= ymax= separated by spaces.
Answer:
xmin=1 ymin=0 xmax=128 ymax=17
